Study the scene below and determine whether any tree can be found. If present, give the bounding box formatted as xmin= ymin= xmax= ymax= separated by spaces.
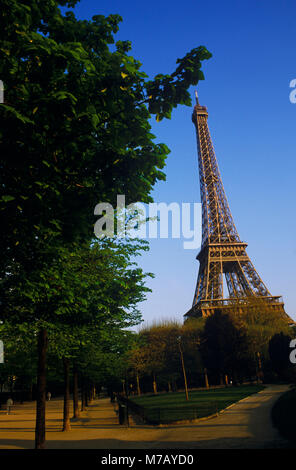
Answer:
xmin=135 ymin=321 xmax=188 ymax=393
xmin=201 ymin=310 xmax=249 ymax=385
xmin=235 ymin=297 xmax=292 ymax=380
xmin=137 ymin=326 xmax=166 ymax=394
xmin=0 ymin=238 xmax=152 ymax=444
xmin=0 ymin=1 xmax=211 ymax=264
xmin=268 ymin=332 xmax=296 ymax=382
xmin=181 ymin=318 xmax=205 ymax=387
xmin=127 ymin=336 xmax=149 ymax=396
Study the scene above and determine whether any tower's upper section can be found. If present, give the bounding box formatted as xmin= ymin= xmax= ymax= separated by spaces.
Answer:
xmin=192 ymin=90 xmax=208 ymax=118
xmin=192 ymin=103 xmax=208 ymax=119
xmin=192 ymin=92 xmax=241 ymax=246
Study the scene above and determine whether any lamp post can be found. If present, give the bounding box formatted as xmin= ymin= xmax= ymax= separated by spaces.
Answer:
xmin=177 ymin=336 xmax=189 ymax=401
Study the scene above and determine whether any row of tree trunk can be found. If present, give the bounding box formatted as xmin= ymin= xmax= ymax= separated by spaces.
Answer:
xmin=134 ymin=368 xmax=210 ymax=398
xmin=35 ymin=329 xmax=96 ymax=449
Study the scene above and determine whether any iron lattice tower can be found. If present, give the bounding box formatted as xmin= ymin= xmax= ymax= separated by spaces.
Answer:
xmin=185 ymin=93 xmax=287 ymax=319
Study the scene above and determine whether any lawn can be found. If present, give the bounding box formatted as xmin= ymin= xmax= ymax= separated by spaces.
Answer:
xmin=129 ymin=384 xmax=264 ymax=424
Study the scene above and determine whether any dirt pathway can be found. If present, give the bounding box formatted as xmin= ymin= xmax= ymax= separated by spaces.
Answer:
xmin=0 ymin=384 xmax=292 ymax=449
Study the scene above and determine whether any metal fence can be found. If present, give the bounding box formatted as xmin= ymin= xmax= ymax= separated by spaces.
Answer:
xmin=116 ymin=393 xmax=226 ymax=425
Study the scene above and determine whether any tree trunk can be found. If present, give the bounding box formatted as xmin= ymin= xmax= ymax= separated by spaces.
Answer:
xmin=35 ymin=328 xmax=48 ymax=449
xmin=136 ymin=373 xmax=141 ymax=396
xmin=256 ymin=351 xmax=263 ymax=382
xmin=72 ymin=364 xmax=80 ymax=419
xmin=204 ymin=368 xmax=209 ymax=389
xmin=62 ymin=357 xmax=71 ymax=431
xmin=84 ymin=380 xmax=88 ymax=407
xmin=81 ymin=375 xmax=86 ymax=411
xmin=89 ymin=383 xmax=94 ymax=403
xmin=179 ymin=343 xmax=189 ymax=401
xmin=152 ymin=374 xmax=157 ymax=394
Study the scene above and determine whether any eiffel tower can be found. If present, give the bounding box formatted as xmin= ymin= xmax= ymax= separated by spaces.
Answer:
xmin=185 ymin=92 xmax=288 ymax=320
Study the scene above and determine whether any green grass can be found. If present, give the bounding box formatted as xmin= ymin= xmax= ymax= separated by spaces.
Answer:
xmin=271 ymin=388 xmax=296 ymax=445
xmin=130 ymin=385 xmax=264 ymax=424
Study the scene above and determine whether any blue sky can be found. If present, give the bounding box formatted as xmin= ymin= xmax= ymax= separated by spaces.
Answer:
xmin=69 ymin=0 xmax=296 ymax=324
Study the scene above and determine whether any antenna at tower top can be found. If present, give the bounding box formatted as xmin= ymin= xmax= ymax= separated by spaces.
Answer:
xmin=195 ymin=90 xmax=200 ymax=105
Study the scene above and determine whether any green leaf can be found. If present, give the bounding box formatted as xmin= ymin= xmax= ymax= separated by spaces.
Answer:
xmin=1 ymin=195 xmax=15 ymax=202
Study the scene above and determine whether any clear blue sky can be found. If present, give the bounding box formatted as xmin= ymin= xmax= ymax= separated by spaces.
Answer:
xmin=69 ymin=0 xmax=296 ymax=324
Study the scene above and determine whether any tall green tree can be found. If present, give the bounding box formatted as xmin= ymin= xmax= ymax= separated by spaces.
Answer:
xmin=0 ymin=1 xmax=211 ymax=263
xmin=1 ymin=237 xmax=151 ymax=442
xmin=201 ymin=310 xmax=249 ymax=385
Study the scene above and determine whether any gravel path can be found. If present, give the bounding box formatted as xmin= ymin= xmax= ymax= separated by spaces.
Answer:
xmin=0 ymin=384 xmax=292 ymax=449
